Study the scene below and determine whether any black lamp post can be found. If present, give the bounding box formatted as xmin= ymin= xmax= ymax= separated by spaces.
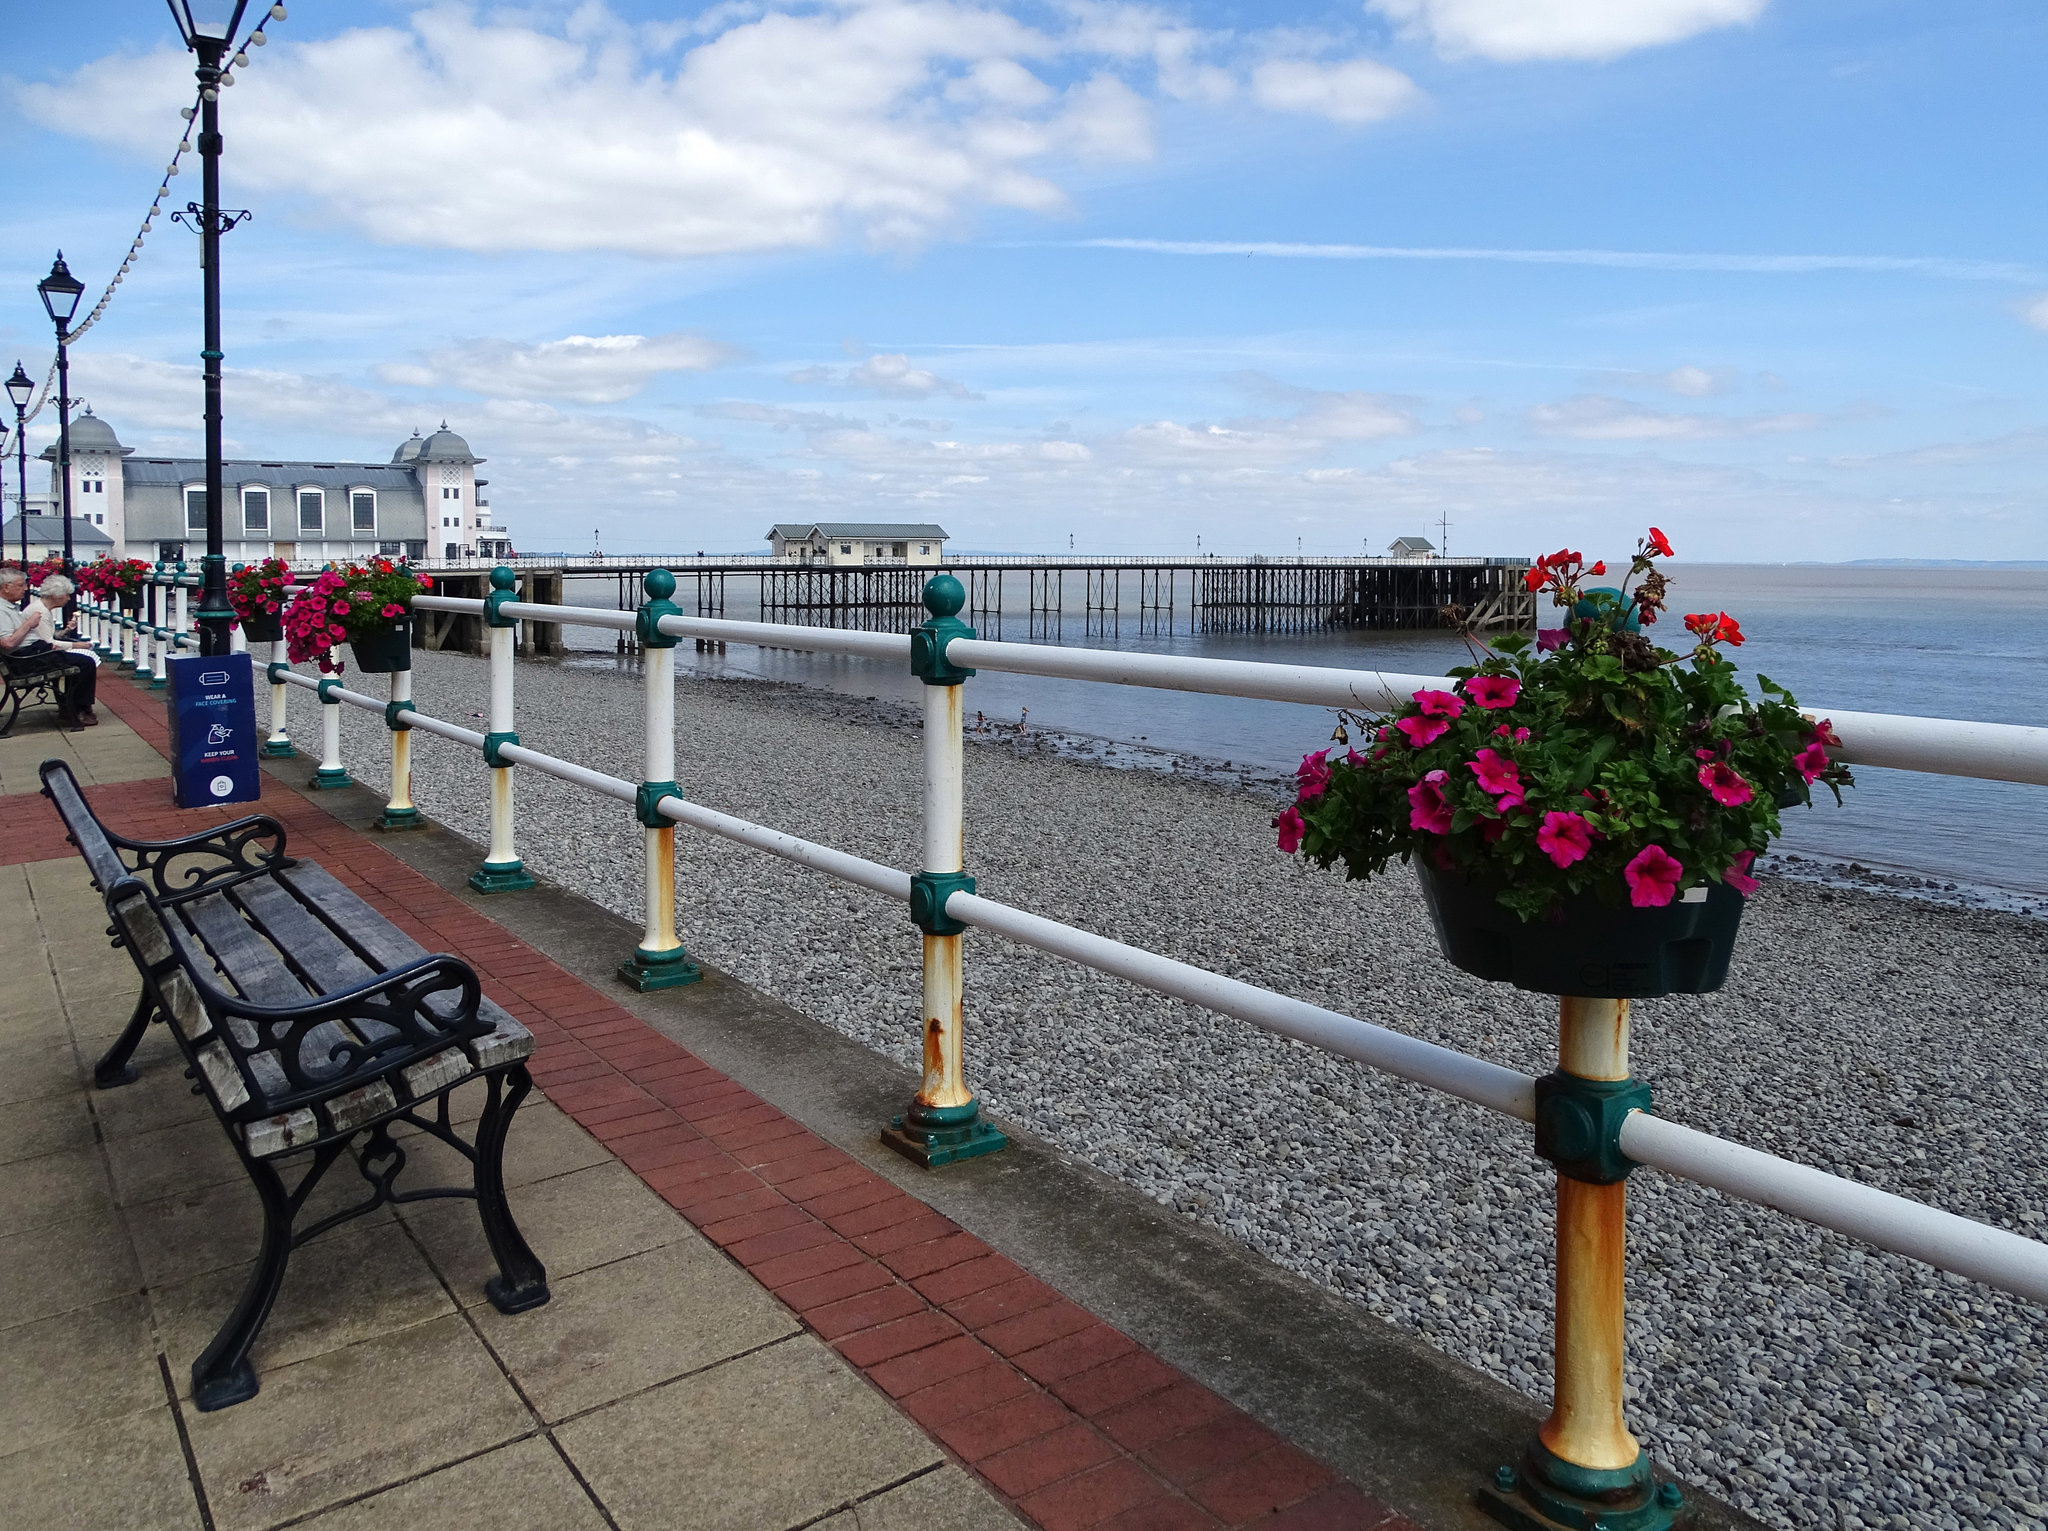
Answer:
xmin=167 ymin=0 xmax=257 ymax=656
xmin=5 ymin=363 xmax=31 ymax=567
xmin=36 ymin=256 xmax=84 ymax=574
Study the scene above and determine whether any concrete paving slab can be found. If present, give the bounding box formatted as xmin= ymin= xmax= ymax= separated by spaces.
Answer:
xmin=0 ymin=1295 xmax=164 ymax=1455
xmin=404 ymin=1158 xmax=690 ymax=1305
xmin=90 ymin=1055 xmax=219 ymax=1140
xmin=0 ymin=1036 xmax=84 ymax=1106
xmin=0 ymin=1090 xmax=94 ymax=1166
xmin=473 ymin=1237 xmax=799 ymax=1424
xmin=288 ymin=1436 xmax=607 ymax=1531
xmin=3 ymin=1144 xmax=115 ymax=1238
xmin=103 ymin=1115 xmax=246 ymax=1207
xmin=813 ymin=1465 xmax=1027 ymax=1530
xmin=0 ymin=711 xmax=169 ymax=793
xmin=122 ymin=1167 xmax=393 ymax=1289
xmin=0 ymin=967 xmax=66 ymax=1047
xmin=396 ymin=1095 xmax=615 ymax=1190
xmin=182 ymin=1311 xmax=531 ymax=1531
xmin=152 ymin=1219 xmax=456 ymax=1398
xmin=558 ymin=1335 xmax=943 ymax=1531
xmin=0 ymin=1204 xmax=142 ymax=1331
xmin=0 ymin=1405 xmax=202 ymax=1531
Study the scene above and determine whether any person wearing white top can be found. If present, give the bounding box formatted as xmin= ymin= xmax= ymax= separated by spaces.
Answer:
xmin=0 ymin=571 xmax=98 ymax=727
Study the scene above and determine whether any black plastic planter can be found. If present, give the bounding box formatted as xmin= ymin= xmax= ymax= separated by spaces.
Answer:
xmin=347 ymin=619 xmax=411 ymax=674
xmin=239 ymin=613 xmax=283 ymax=644
xmin=1415 ymin=859 xmax=1746 ymax=999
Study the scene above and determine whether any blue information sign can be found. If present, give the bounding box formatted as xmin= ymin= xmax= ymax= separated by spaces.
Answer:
xmin=166 ymin=653 xmax=263 ymax=809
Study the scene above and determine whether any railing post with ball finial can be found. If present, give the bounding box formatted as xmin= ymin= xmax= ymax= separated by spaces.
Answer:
xmin=618 ymin=568 xmax=700 ymax=991
xmin=883 ymin=572 xmax=1006 ymax=1167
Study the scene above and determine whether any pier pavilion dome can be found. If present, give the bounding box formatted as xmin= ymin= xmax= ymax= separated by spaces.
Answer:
xmin=416 ymin=423 xmax=479 ymax=465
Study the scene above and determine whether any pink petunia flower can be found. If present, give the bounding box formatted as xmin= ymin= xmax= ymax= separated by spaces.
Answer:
xmin=1494 ymin=725 xmax=1533 ymax=743
xmin=1697 ymin=761 xmax=1753 ymax=807
xmin=332 ymin=602 xmax=350 ymax=617
xmin=1396 ymin=715 xmax=1451 ymax=748
xmin=1623 ymin=845 xmax=1684 ymax=908
xmin=1274 ymin=807 xmax=1305 ymax=853
xmin=1412 ymin=689 xmax=1465 ymax=719
xmin=381 ymin=603 xmax=405 ymax=619
xmin=1793 ymin=741 xmax=1830 ymax=783
xmin=1695 ymin=748 xmax=1717 ymax=760
xmin=1467 ymin=748 xmax=1523 ymax=803
xmin=1536 ymin=811 xmax=1594 ymax=869
xmin=1724 ymin=849 xmax=1759 ymax=898
xmin=1296 ymin=750 xmax=1332 ymax=800
xmin=1536 ymin=628 xmax=1568 ymax=653
xmin=1464 ymin=675 xmax=1521 ymax=709
xmin=327 ymin=624 xmax=346 ymax=640
xmin=1408 ymin=770 xmax=1453 ymax=835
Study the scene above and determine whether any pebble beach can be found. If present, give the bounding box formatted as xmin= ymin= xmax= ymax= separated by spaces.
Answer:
xmin=323 ymin=648 xmax=2048 ymax=1531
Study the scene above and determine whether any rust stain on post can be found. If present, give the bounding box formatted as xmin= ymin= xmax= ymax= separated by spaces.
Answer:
xmin=1541 ymin=1176 xmax=1639 ymax=1471
xmin=917 ymin=932 xmax=971 ymax=1108
xmin=389 ymin=730 xmax=413 ymax=812
xmin=1559 ymin=994 xmax=1630 ymax=1080
xmin=645 ymin=824 xmax=681 ymax=953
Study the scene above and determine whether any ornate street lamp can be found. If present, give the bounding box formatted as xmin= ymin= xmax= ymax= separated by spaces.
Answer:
xmin=166 ymin=0 xmax=263 ymax=655
xmin=37 ymin=255 xmax=84 ymax=573
xmin=6 ymin=362 xmax=32 ymax=567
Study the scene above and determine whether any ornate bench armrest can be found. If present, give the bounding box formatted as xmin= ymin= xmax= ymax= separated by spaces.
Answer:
xmin=209 ymin=953 xmax=489 ymax=1118
xmin=103 ymin=813 xmax=294 ymax=903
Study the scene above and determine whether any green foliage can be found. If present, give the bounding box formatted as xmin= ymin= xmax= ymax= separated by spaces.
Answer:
xmin=1278 ymin=533 xmax=1853 ymax=920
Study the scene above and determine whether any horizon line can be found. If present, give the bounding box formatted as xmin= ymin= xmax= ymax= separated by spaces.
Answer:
xmin=1048 ymin=239 xmax=2043 ymax=285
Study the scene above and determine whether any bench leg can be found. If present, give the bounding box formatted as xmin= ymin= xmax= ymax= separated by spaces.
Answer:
xmin=93 ymin=993 xmax=156 ymax=1089
xmin=475 ymin=1066 xmax=550 ymax=1314
xmin=191 ymin=1152 xmax=294 ymax=1411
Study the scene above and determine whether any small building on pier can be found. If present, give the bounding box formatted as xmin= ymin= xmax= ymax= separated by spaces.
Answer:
xmin=1387 ymin=536 xmax=1437 ymax=558
xmin=767 ymin=522 xmax=948 ymax=566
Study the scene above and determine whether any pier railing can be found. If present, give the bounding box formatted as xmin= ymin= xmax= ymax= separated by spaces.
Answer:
xmin=78 ymin=566 xmax=2048 ymax=1524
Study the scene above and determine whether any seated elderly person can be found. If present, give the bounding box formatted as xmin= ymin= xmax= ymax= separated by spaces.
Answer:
xmin=0 ymin=570 xmax=98 ymax=728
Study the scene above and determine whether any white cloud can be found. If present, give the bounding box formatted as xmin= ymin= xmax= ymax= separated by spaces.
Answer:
xmin=1249 ymin=57 xmax=1421 ymax=125
xmin=1634 ymin=364 xmax=1733 ymax=397
xmin=24 ymin=3 xmax=1418 ymax=259
xmin=2021 ymin=294 xmax=2048 ymax=333
xmin=695 ymin=401 xmax=871 ymax=434
xmin=792 ymin=353 xmax=983 ymax=399
xmin=1370 ymin=0 xmax=1770 ymax=63
xmin=378 ymin=333 xmax=735 ymax=404
xmin=1529 ymin=393 xmax=1818 ymax=440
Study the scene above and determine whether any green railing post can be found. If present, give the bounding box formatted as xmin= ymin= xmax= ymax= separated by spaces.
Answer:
xmin=884 ymin=573 xmax=1005 ymax=1168
xmin=618 ymin=569 xmax=700 ymax=990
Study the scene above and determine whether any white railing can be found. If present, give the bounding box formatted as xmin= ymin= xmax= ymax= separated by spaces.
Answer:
xmin=82 ymin=569 xmax=2048 ymax=1519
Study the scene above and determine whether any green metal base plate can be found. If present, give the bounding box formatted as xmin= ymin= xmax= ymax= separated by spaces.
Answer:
xmin=307 ymin=768 xmax=354 ymax=791
xmin=469 ymin=861 xmax=537 ymax=895
xmin=882 ymin=1099 xmax=1009 ymax=1169
xmin=1480 ymin=1448 xmax=1681 ymax=1531
xmin=146 ymin=676 xmax=167 ymax=690
xmin=375 ymin=808 xmax=426 ymax=832
xmin=260 ymin=740 xmax=298 ymax=758
xmin=617 ymin=947 xmax=701 ymax=991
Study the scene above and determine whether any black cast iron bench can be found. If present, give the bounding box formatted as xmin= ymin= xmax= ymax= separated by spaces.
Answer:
xmin=39 ymin=759 xmax=550 ymax=1410
xmin=1 ymin=646 xmax=70 ymax=736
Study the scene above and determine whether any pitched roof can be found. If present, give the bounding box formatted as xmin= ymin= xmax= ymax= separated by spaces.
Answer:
xmin=124 ymin=458 xmax=422 ymax=492
xmin=1388 ymin=536 xmax=1436 ymax=553
xmin=767 ymin=522 xmax=950 ymax=541
xmin=0 ymin=514 xmax=114 ymax=546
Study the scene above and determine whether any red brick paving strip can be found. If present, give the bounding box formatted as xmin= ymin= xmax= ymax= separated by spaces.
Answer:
xmin=11 ymin=674 xmax=1421 ymax=1531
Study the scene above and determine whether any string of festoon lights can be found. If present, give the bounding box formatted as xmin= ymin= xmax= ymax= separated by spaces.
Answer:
xmin=2 ymin=3 xmax=289 ymax=459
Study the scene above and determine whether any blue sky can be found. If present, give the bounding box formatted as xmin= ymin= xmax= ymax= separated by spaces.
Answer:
xmin=3 ymin=0 xmax=2044 ymax=561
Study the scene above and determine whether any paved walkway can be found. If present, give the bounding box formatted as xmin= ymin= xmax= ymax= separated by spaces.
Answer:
xmin=0 ymin=677 xmax=1417 ymax=1531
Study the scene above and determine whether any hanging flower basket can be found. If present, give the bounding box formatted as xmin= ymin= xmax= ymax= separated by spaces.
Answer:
xmin=1277 ymin=527 xmax=1855 ymax=995
xmin=1414 ymin=859 xmax=1746 ymax=998
xmin=228 ymin=557 xmax=292 ymax=644
xmin=348 ymin=618 xmax=412 ymax=674
xmin=285 ymin=558 xmax=427 ymax=675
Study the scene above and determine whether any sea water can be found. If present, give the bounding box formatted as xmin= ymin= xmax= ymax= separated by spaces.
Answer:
xmin=557 ymin=563 xmax=2048 ymax=903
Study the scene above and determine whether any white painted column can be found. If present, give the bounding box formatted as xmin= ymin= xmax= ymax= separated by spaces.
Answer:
xmin=917 ymin=681 xmax=971 ymax=1111
xmin=381 ymin=667 xmax=419 ymax=829
xmin=468 ymin=620 xmax=533 ymax=890
xmin=262 ymin=639 xmax=294 ymax=757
